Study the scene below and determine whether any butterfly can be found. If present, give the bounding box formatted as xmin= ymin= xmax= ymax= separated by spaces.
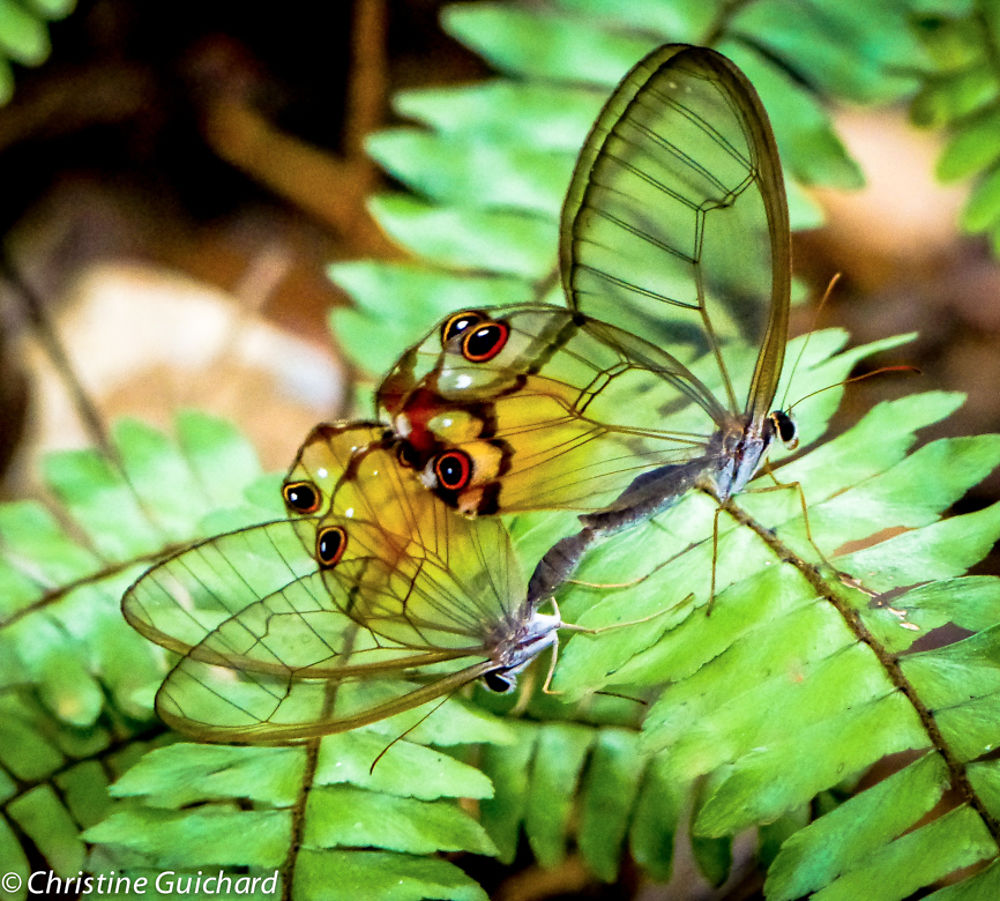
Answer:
xmin=377 ymin=44 xmax=799 ymax=600
xmin=122 ymin=423 xmax=564 ymax=743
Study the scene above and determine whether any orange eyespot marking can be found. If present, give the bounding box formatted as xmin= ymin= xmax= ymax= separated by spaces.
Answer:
xmin=462 ymin=321 xmax=509 ymax=362
xmin=283 ymin=481 xmax=320 ymax=514
xmin=434 ymin=450 xmax=473 ymax=491
xmin=316 ymin=526 xmax=348 ymax=568
xmin=441 ymin=311 xmax=485 ymax=345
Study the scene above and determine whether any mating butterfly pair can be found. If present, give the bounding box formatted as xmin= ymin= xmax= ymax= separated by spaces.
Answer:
xmin=124 ymin=43 xmax=799 ymax=741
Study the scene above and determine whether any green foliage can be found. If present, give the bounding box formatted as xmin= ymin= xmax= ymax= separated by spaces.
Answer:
xmin=333 ymin=0 xmax=937 ymax=394
xmin=0 ymin=0 xmax=73 ymax=105
xmin=4 ymin=3 xmax=1000 ymax=901
xmin=3 ymin=400 xmax=1000 ymax=897
xmin=911 ymin=1 xmax=1000 ymax=252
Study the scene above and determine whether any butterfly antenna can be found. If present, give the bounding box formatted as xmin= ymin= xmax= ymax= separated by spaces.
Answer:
xmin=369 ymin=695 xmax=451 ymax=774
xmin=786 ymin=364 xmax=920 ymax=416
xmin=779 ymin=272 xmax=842 ymax=413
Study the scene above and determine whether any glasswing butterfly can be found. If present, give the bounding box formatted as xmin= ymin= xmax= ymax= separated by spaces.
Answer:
xmin=377 ymin=44 xmax=799 ymax=602
xmin=122 ymin=423 xmax=564 ymax=742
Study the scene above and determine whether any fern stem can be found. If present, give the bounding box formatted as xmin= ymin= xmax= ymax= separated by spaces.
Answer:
xmin=0 ymin=546 xmax=187 ymax=630
xmin=722 ymin=497 xmax=1000 ymax=847
xmin=1 ymin=722 xmax=166 ymax=819
xmin=280 ymin=738 xmax=320 ymax=901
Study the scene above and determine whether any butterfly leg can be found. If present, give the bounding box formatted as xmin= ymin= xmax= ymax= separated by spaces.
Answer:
xmin=708 ymin=502 xmax=723 ymax=616
xmin=539 ymin=622 xmax=561 ymax=696
xmin=748 ymin=471 xmax=876 ymax=595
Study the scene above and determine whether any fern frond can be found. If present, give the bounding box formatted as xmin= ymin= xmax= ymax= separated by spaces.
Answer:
xmin=332 ymin=0 xmax=930 ymax=398
xmin=910 ymin=5 xmax=1000 ymax=252
xmin=0 ymin=0 xmax=75 ymax=105
xmin=4 ymin=3 xmax=1000 ymax=899
xmin=0 ymin=414 xmax=271 ymax=893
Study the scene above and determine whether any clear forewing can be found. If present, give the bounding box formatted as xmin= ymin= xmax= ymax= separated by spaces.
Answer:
xmin=561 ymin=43 xmax=790 ymax=422
xmin=124 ymin=461 xmax=532 ymax=741
xmin=378 ymin=305 xmax=731 ymax=514
xmin=283 ymin=422 xmax=387 ymax=516
xmin=123 ymin=518 xmax=323 ymax=659
xmin=316 ymin=501 xmax=528 ymax=650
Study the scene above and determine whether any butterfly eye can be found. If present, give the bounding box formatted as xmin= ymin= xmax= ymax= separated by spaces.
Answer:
xmin=771 ymin=410 xmax=799 ymax=450
xmin=283 ymin=481 xmax=321 ymax=514
xmin=462 ymin=322 xmax=509 ymax=363
xmin=483 ymin=670 xmax=515 ymax=693
xmin=434 ymin=450 xmax=473 ymax=491
xmin=441 ymin=311 xmax=485 ymax=345
xmin=316 ymin=526 xmax=348 ymax=568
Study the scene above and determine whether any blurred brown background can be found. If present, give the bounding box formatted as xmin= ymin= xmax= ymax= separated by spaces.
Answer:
xmin=0 ymin=0 xmax=494 ymax=484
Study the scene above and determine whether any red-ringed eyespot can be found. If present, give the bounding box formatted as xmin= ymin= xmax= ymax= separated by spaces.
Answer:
xmin=441 ymin=311 xmax=485 ymax=345
xmin=434 ymin=450 xmax=472 ymax=491
xmin=283 ymin=481 xmax=320 ymax=514
xmin=462 ymin=321 xmax=509 ymax=362
xmin=316 ymin=526 xmax=348 ymax=567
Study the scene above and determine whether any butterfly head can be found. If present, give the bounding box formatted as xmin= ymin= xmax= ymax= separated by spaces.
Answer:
xmin=482 ymin=669 xmax=517 ymax=693
xmin=481 ymin=610 xmax=561 ymax=694
xmin=769 ymin=409 xmax=799 ymax=451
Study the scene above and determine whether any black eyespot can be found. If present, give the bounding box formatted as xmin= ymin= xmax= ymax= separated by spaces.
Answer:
xmin=771 ymin=410 xmax=799 ymax=449
xmin=462 ymin=322 xmax=509 ymax=363
xmin=434 ymin=450 xmax=472 ymax=491
xmin=483 ymin=670 xmax=514 ymax=693
xmin=316 ymin=526 xmax=348 ymax=567
xmin=441 ymin=311 xmax=485 ymax=345
xmin=283 ymin=481 xmax=320 ymax=514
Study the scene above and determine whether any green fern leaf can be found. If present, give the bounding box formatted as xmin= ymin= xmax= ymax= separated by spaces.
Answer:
xmin=0 ymin=0 xmax=75 ymax=105
xmin=332 ymin=1 xmax=925 ymax=381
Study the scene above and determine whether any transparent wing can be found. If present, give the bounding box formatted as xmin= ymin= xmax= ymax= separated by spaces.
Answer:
xmin=317 ymin=505 xmax=526 ymax=652
xmin=378 ymin=305 xmax=731 ymax=514
xmin=561 ymin=43 xmax=790 ymax=421
xmin=124 ymin=450 xmax=531 ymax=742
xmin=282 ymin=421 xmax=388 ymax=517
xmin=123 ymin=518 xmax=323 ymax=659
xmin=156 ymin=648 xmax=497 ymax=743
xmin=376 ymin=45 xmax=790 ymax=515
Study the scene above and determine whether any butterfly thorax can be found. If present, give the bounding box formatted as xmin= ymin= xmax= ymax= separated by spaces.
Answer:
xmin=703 ymin=408 xmax=796 ymax=502
xmin=482 ymin=611 xmax=561 ymax=692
